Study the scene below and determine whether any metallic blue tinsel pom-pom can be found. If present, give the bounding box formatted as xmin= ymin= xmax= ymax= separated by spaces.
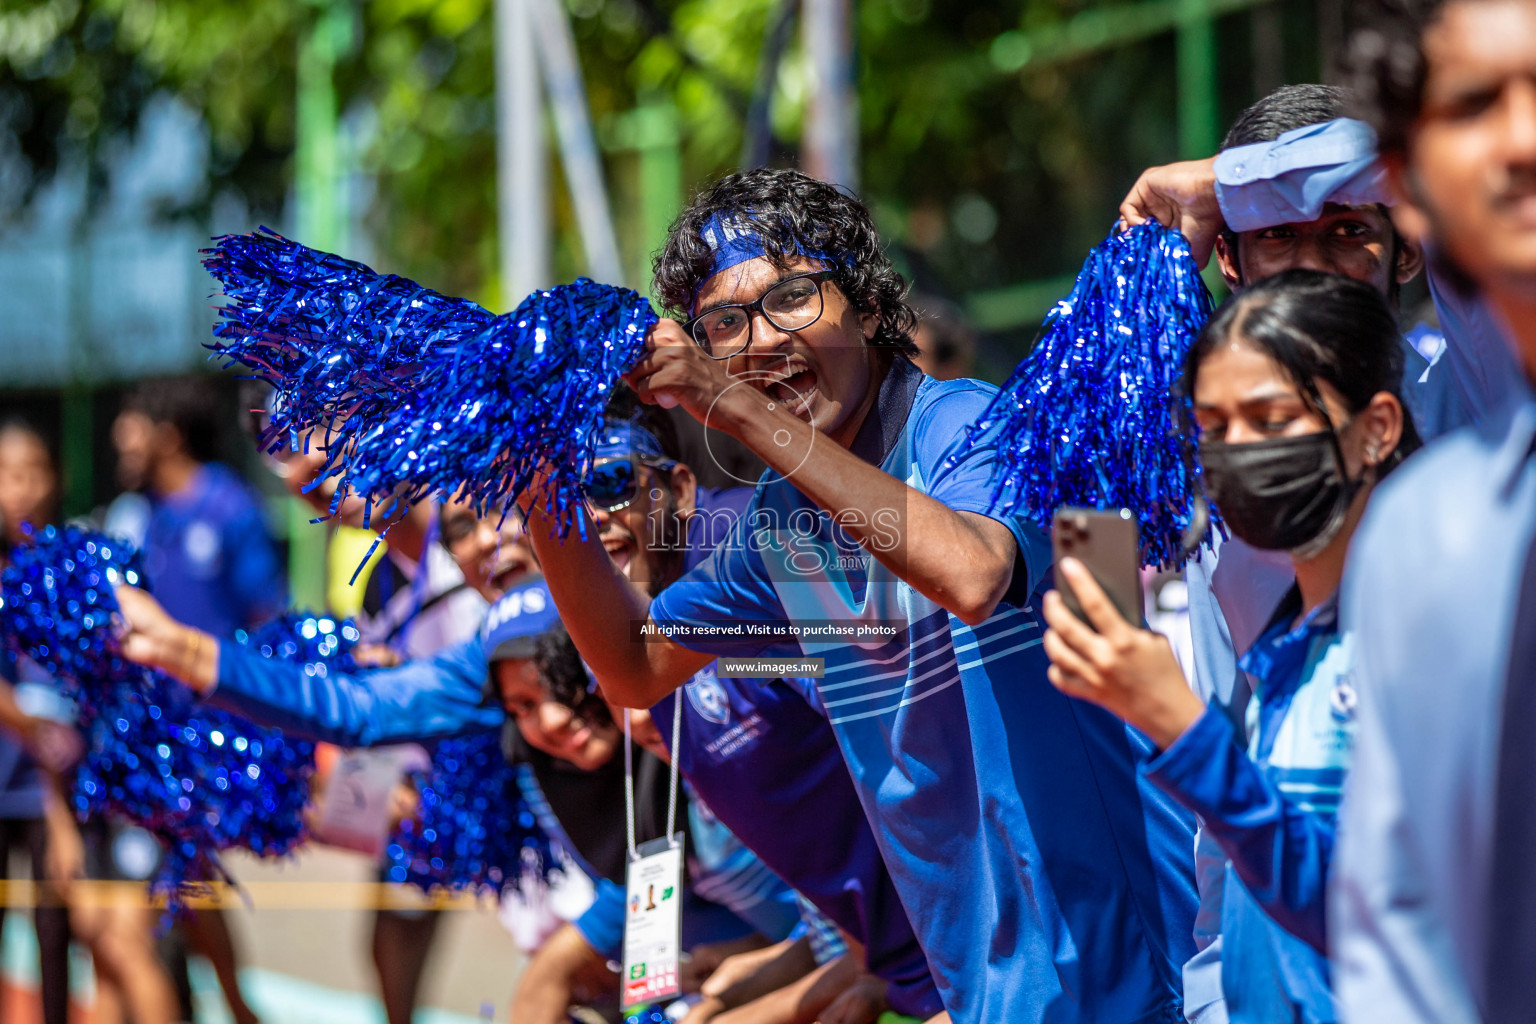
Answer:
xmin=948 ymin=222 xmax=1216 ymax=568
xmin=203 ymin=229 xmax=658 ymax=538
xmin=0 ymin=525 xmax=147 ymax=688
xmin=0 ymin=526 xmax=345 ymax=898
xmin=384 ymin=729 xmax=553 ymax=897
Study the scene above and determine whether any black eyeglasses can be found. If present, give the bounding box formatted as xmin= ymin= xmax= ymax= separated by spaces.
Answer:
xmin=585 ymin=456 xmax=677 ymax=512
xmin=684 ymin=271 xmax=835 ymax=359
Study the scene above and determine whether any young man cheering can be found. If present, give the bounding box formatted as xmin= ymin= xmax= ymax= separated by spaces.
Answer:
xmin=520 ymin=170 xmax=1199 ymax=1024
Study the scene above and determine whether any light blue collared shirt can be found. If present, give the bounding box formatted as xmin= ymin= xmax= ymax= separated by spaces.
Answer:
xmin=1332 ymin=388 xmax=1536 ymax=1023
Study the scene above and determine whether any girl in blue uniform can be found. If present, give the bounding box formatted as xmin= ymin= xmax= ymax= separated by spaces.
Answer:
xmin=1040 ymin=269 xmax=1419 ymax=1024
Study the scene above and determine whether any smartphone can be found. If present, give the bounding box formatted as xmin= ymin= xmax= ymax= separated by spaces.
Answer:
xmin=1051 ymin=507 xmax=1142 ymax=630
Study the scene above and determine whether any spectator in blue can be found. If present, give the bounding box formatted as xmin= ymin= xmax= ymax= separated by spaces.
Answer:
xmin=1038 ymin=270 xmax=1417 ymax=1024
xmin=1116 ymin=83 xmax=1521 ymax=1022
xmin=1119 ymin=82 xmax=1515 ymax=703
xmin=107 ymin=375 xmax=287 ymax=640
xmin=520 ymin=169 xmax=1200 ymax=1024
xmin=1327 ymin=1 xmax=1536 ymax=1021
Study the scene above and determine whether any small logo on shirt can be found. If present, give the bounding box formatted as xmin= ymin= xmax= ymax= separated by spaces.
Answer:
xmin=183 ymin=521 xmax=221 ymax=574
xmin=685 ymin=668 xmax=731 ymax=725
xmin=1330 ymin=675 xmax=1358 ymax=722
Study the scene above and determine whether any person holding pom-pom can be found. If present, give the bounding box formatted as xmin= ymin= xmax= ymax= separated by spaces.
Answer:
xmin=516 ymin=168 xmax=1200 ymax=1024
xmin=1040 ymin=271 xmax=1416 ymax=1024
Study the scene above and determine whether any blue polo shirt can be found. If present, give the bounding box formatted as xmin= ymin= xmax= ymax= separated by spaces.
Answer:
xmin=650 ymin=357 xmax=1199 ymax=1023
xmin=653 ymin=665 xmax=941 ymax=1018
xmin=141 ymin=464 xmax=287 ymax=639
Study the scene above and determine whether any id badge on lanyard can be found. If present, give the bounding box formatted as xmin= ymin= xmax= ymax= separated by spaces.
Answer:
xmin=620 ymin=697 xmax=685 ymax=1012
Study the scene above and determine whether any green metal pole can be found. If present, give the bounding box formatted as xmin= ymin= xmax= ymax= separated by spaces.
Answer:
xmin=1177 ymin=0 xmax=1219 ymax=159
xmin=60 ymin=386 xmax=93 ymax=520
xmin=1177 ymin=0 xmax=1228 ymax=295
xmin=634 ymin=102 xmax=682 ymax=299
xmin=288 ymin=1 xmax=352 ymax=612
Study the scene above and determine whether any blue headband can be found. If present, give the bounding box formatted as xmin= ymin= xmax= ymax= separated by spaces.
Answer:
xmin=595 ymin=419 xmax=672 ymax=464
xmin=482 ymin=575 xmax=562 ymax=664
xmin=695 ymin=211 xmax=833 ymax=310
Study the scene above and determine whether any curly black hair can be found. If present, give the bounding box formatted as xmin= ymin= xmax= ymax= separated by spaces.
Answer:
xmin=653 ymin=168 xmax=918 ymax=355
xmin=1343 ymin=0 xmax=1448 ymax=160
xmin=536 ymin=626 xmax=614 ymax=729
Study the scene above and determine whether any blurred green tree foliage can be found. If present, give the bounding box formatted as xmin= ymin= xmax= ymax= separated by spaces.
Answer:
xmin=1 ymin=0 xmax=1325 ymax=351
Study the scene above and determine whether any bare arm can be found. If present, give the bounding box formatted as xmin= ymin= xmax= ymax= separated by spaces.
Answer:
xmin=711 ymin=953 xmax=865 ymax=1024
xmin=626 ymin=322 xmax=1020 ymax=626
xmin=1118 ymin=157 xmax=1223 ymax=267
xmin=696 ymin=936 xmax=816 ymax=1011
xmin=508 ymin=923 xmax=615 ymax=1024
xmin=115 ymin=586 xmax=219 ymax=694
xmin=520 ymin=494 xmax=712 ymax=709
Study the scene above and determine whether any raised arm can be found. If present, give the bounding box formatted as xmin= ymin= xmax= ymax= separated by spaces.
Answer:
xmin=626 ymin=322 xmax=1022 ymax=625
xmin=1043 ymin=560 xmax=1332 ymax=951
xmin=116 ymin=585 xmax=501 ymax=746
xmin=519 ymin=497 xmax=713 ymax=709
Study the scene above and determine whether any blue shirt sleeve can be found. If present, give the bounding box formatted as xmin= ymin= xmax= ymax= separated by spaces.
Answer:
xmin=918 ymin=381 xmax=1053 ymax=594
xmin=573 ymin=877 xmax=627 ymax=961
xmin=649 ymin=500 xmax=793 ymax=659
xmin=1212 ymin=118 xmax=1389 ymax=233
xmin=1421 ymin=267 xmax=1520 ymax=435
xmin=205 ymin=635 xmax=505 ymax=746
xmin=795 ymin=893 xmax=849 ymax=965
xmin=1143 ymin=706 xmax=1334 ymax=952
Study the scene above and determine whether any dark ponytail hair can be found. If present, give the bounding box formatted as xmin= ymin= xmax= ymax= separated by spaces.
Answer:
xmin=1184 ymin=269 xmax=1422 ymax=474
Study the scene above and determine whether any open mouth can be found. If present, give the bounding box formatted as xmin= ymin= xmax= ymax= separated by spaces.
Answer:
xmin=602 ymin=536 xmax=635 ymax=577
xmin=764 ymin=362 xmax=819 ymax=418
xmin=487 ymin=562 xmax=530 ymax=594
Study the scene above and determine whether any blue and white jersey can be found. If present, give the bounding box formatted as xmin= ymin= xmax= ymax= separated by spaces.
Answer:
xmin=654 ymin=665 xmax=941 ymax=1018
xmin=792 ymin=892 xmax=848 ymax=966
xmin=1147 ymin=588 xmax=1353 ymax=1024
xmin=652 ymin=357 xmax=1198 ymax=1024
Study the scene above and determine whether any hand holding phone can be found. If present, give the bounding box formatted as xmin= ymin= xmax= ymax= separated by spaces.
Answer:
xmin=1051 ymin=507 xmax=1142 ymax=630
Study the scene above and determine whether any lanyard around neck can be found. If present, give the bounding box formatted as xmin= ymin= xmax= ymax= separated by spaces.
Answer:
xmin=623 ymin=691 xmax=684 ymax=860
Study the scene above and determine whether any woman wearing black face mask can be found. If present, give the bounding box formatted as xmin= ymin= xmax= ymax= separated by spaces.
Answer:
xmin=1038 ymin=269 xmax=1417 ymax=1024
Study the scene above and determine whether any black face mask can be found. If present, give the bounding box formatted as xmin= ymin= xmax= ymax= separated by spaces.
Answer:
xmin=1199 ymin=430 xmax=1364 ymax=558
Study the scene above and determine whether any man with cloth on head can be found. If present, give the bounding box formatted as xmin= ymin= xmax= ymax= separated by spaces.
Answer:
xmin=1116 ymin=80 xmax=1522 ymax=1024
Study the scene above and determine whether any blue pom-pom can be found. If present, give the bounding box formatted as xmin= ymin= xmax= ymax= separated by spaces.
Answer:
xmin=950 ymin=222 xmax=1215 ymax=567
xmin=1 ymin=528 xmax=341 ymax=900
xmin=384 ymin=729 xmax=553 ymax=897
xmin=67 ymin=609 xmax=359 ymax=898
xmin=0 ymin=525 xmax=150 ymax=688
xmin=203 ymin=229 xmax=658 ymax=536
